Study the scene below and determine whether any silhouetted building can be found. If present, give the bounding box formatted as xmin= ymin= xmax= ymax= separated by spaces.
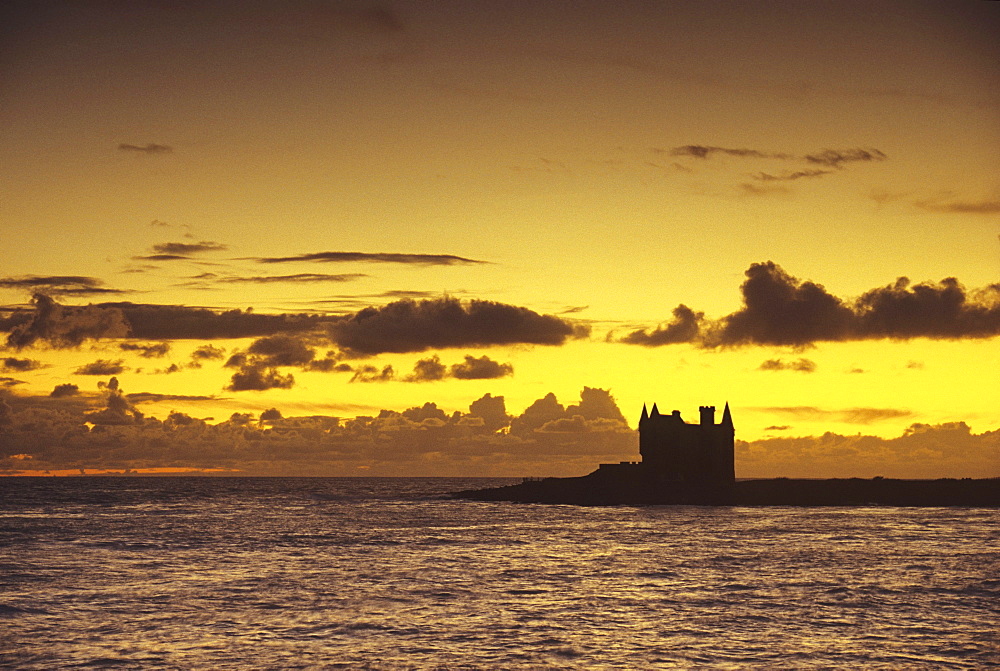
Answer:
xmin=637 ymin=402 xmax=735 ymax=483
xmin=594 ymin=402 xmax=735 ymax=484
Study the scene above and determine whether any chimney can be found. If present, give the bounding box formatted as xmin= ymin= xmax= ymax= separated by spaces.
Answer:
xmin=699 ymin=405 xmax=715 ymax=426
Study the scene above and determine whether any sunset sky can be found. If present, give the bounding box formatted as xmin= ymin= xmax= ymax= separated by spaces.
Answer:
xmin=1 ymin=0 xmax=998 ymax=477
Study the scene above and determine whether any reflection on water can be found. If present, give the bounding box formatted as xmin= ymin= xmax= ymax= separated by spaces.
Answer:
xmin=2 ymin=477 xmax=998 ymax=669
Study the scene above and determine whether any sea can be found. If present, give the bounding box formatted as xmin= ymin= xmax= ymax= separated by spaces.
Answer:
xmin=1 ymin=477 xmax=998 ymax=669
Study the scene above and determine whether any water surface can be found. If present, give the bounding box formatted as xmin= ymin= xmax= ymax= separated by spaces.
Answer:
xmin=2 ymin=477 xmax=997 ymax=668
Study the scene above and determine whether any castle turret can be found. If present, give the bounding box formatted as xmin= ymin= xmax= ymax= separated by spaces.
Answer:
xmin=721 ymin=402 xmax=733 ymax=431
xmin=699 ymin=405 xmax=715 ymax=426
xmin=640 ymin=403 xmax=649 ymax=423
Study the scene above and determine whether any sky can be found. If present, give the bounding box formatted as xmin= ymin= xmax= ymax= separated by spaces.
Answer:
xmin=1 ymin=0 xmax=998 ymax=477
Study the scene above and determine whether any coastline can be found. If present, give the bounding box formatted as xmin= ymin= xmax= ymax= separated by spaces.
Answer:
xmin=453 ymin=469 xmax=1000 ymax=507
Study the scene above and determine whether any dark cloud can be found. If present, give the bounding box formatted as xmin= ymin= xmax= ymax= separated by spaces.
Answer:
xmin=854 ymin=277 xmax=1000 ymax=340
xmin=1 ymin=377 xmax=25 ymax=388
xmin=669 ymin=145 xmax=792 ymax=160
xmin=764 ymin=425 xmax=790 ymax=431
xmin=5 ymin=294 xmax=130 ymax=349
xmin=752 ymin=169 xmax=832 ymax=181
xmin=804 ymin=148 xmax=887 ymax=168
xmin=191 ymin=345 xmax=226 ymax=363
xmin=86 ymin=388 xmax=142 ymax=426
xmin=406 ymin=356 xmax=448 ymax=382
xmin=118 ymin=143 xmax=172 ymax=154
xmin=618 ymin=305 xmax=702 ymax=346
xmin=226 ymin=364 xmax=295 ymax=391
xmin=915 ymin=199 xmax=1000 ymax=214
xmin=1 ymin=357 xmax=44 ymax=372
xmin=714 ymin=262 xmax=855 ymax=346
xmin=219 ymin=273 xmax=368 ymax=284
xmin=247 ymin=334 xmax=316 ymax=367
xmin=50 ymin=383 xmax=79 ymax=398
xmin=105 ymin=302 xmax=329 ymax=340
xmin=126 ymin=393 xmax=218 ymax=404
xmin=0 ymin=276 xmax=126 ymax=296
xmin=134 ymin=254 xmax=190 ymax=261
xmin=331 ymin=297 xmax=587 ymax=355
xmin=449 ymin=355 xmax=513 ymax=380
xmin=350 ymin=365 xmax=395 ymax=383
xmin=622 ymin=262 xmax=1000 ymax=348
xmin=74 ymin=359 xmax=127 ymax=376
xmin=740 ymin=182 xmax=790 ymax=196
xmin=152 ymin=241 xmax=228 ymax=255
xmin=254 ymin=251 xmax=487 ymax=266
xmin=260 ymin=408 xmax=282 ymax=422
xmin=119 ymin=342 xmax=170 ymax=358
xmin=758 ymin=358 xmax=817 ymax=373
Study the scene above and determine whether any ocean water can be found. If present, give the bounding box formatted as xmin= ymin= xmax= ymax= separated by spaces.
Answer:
xmin=1 ymin=478 xmax=998 ymax=669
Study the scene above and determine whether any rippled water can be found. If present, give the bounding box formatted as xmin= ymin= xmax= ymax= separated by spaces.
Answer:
xmin=2 ymin=477 xmax=998 ymax=669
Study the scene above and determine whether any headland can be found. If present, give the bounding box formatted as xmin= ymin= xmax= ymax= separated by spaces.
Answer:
xmin=453 ymin=402 xmax=1000 ymax=507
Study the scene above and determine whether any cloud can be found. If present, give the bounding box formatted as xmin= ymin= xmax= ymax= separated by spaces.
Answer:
xmin=449 ymin=355 xmax=513 ymax=380
xmin=254 ymin=251 xmax=487 ymax=266
xmin=5 ymin=294 xmax=130 ymax=349
xmin=854 ymin=276 xmax=1000 ymax=340
xmin=758 ymin=406 xmax=913 ymax=425
xmin=103 ymin=302 xmax=329 ymax=340
xmin=1 ymin=377 xmax=25 ymax=388
xmin=758 ymin=358 xmax=817 ymax=373
xmin=119 ymin=342 xmax=170 ymax=358
xmin=9 ymin=384 xmax=993 ymax=478
xmin=740 ymin=182 xmax=790 ymax=196
xmin=0 ymin=276 xmax=126 ymax=296
xmin=126 ymin=393 xmax=218 ymax=404
xmin=715 ymin=262 xmax=855 ymax=346
xmin=118 ymin=143 xmax=172 ymax=154
xmin=915 ymin=199 xmax=1000 ymax=215
xmin=1 ymin=357 xmax=44 ymax=372
xmin=669 ymin=145 xmax=792 ymax=160
xmin=219 ymin=273 xmax=368 ymax=284
xmin=330 ymin=297 xmax=588 ymax=355
xmin=405 ymin=356 xmax=447 ymax=382
xmin=151 ymin=241 xmax=228 ymax=255
xmin=618 ymin=305 xmax=702 ymax=346
xmin=74 ymin=359 xmax=127 ymax=376
xmin=246 ymin=334 xmax=316 ymax=367
xmin=350 ymin=365 xmax=395 ymax=383
xmin=50 ymin=383 xmax=79 ymax=398
xmin=85 ymin=388 xmax=142 ymax=426
xmin=191 ymin=345 xmax=226 ymax=363
xmin=620 ymin=262 xmax=1000 ymax=348
xmin=225 ymin=363 xmax=295 ymax=391
xmin=752 ymin=169 xmax=832 ymax=181
xmin=803 ymin=148 xmax=887 ymax=168
xmin=737 ymin=422 xmax=998 ymax=479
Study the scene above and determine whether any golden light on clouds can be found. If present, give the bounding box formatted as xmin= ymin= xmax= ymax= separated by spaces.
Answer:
xmin=1 ymin=0 xmax=998 ymax=477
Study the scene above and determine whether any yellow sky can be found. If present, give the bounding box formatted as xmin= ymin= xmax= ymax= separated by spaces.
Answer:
xmin=1 ymin=0 xmax=998 ymax=476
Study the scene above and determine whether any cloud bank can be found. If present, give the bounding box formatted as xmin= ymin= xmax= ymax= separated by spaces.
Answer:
xmin=621 ymin=262 xmax=1000 ymax=348
xmin=331 ymin=297 xmax=588 ymax=354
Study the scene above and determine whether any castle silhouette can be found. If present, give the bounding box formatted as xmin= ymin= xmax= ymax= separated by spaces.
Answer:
xmin=455 ymin=400 xmax=999 ymax=506
xmin=597 ymin=403 xmax=735 ymax=484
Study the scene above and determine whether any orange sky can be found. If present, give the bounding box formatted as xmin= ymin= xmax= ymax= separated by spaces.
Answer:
xmin=1 ymin=0 xmax=998 ymax=477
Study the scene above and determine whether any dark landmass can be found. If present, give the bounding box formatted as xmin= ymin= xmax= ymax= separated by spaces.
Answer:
xmin=452 ymin=468 xmax=1000 ymax=507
